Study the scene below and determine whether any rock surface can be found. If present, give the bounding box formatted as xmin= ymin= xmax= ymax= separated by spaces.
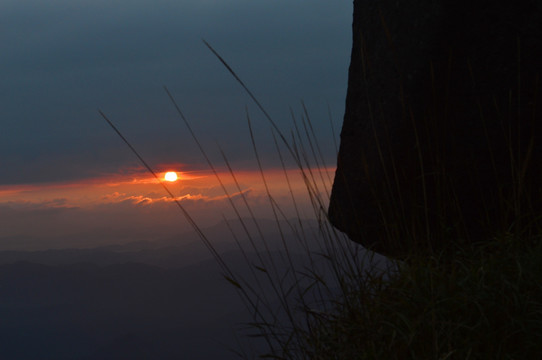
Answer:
xmin=329 ymin=0 xmax=542 ymax=258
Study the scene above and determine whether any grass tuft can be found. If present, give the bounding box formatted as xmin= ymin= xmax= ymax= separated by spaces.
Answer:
xmin=305 ymin=236 xmax=542 ymax=359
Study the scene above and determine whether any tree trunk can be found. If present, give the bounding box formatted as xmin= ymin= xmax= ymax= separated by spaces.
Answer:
xmin=329 ymin=0 xmax=542 ymax=259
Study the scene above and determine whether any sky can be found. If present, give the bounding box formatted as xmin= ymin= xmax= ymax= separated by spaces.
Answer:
xmin=0 ymin=0 xmax=353 ymax=250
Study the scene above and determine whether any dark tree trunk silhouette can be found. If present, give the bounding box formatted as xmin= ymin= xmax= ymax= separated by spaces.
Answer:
xmin=329 ymin=0 xmax=542 ymax=258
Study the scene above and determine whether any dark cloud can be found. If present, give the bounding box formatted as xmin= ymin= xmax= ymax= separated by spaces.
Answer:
xmin=1 ymin=0 xmax=351 ymax=185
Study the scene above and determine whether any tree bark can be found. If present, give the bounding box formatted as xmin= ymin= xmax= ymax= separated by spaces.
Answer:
xmin=329 ymin=0 xmax=542 ymax=258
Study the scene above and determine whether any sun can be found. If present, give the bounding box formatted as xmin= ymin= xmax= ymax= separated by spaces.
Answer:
xmin=164 ymin=171 xmax=178 ymax=182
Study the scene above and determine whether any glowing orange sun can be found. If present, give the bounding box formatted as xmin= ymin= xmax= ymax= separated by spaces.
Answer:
xmin=164 ymin=171 xmax=178 ymax=182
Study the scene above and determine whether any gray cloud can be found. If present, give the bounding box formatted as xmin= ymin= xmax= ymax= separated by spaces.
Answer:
xmin=1 ymin=0 xmax=351 ymax=185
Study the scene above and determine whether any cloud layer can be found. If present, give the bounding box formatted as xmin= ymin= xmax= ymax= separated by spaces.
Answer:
xmin=0 ymin=166 xmax=334 ymax=250
xmin=1 ymin=0 xmax=350 ymax=185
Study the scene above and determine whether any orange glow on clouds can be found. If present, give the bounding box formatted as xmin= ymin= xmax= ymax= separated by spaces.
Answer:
xmin=2 ymin=164 xmax=333 ymax=207
xmin=0 ymin=164 xmax=336 ymax=249
xmin=0 ymin=165 xmax=335 ymax=209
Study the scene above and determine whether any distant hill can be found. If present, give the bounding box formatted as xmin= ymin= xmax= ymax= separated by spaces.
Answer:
xmin=0 ymin=218 xmax=330 ymax=359
xmin=0 ymin=218 xmax=320 ymax=268
xmin=0 ymin=254 xmax=268 ymax=359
